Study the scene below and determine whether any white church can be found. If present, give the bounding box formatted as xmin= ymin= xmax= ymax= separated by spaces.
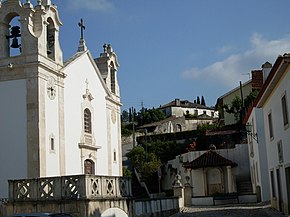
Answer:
xmin=0 ymin=0 xmax=122 ymax=198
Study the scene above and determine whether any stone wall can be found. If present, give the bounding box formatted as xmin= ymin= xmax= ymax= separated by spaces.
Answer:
xmin=7 ymin=198 xmax=132 ymax=217
xmin=0 ymin=199 xmax=7 ymax=217
xmin=134 ymin=197 xmax=179 ymax=217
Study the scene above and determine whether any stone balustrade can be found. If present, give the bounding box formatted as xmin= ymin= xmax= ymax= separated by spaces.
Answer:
xmin=8 ymin=175 xmax=131 ymax=202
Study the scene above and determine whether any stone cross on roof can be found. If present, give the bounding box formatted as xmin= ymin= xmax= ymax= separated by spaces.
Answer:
xmin=78 ymin=18 xmax=85 ymax=40
xmin=77 ymin=18 xmax=87 ymax=52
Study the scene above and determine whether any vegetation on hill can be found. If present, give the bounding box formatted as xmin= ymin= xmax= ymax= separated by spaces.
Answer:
xmin=121 ymin=107 xmax=166 ymax=136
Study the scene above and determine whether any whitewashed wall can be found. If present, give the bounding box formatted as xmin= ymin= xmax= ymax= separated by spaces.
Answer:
xmin=0 ymin=80 xmax=27 ymax=197
xmin=63 ymin=53 xmax=109 ymax=176
xmin=45 ymin=79 xmax=61 ymax=177
xmin=262 ymin=67 xmax=290 ymax=211
xmin=246 ymin=108 xmax=270 ymax=202
xmin=171 ymin=106 xmax=218 ymax=118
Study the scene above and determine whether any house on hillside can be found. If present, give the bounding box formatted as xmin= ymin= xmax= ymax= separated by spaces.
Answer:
xmin=136 ymin=98 xmax=218 ymax=135
xmin=138 ymin=114 xmax=217 ymax=135
xmin=160 ymin=98 xmax=218 ymax=119
xmin=244 ymin=54 xmax=290 ymax=215
xmin=216 ymin=62 xmax=271 ymax=126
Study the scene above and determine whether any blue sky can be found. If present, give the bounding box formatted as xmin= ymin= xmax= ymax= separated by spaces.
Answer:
xmin=30 ymin=0 xmax=290 ymax=111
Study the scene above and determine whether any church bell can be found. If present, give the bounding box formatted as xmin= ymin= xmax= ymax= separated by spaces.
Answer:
xmin=6 ymin=26 xmax=21 ymax=49
xmin=11 ymin=37 xmax=20 ymax=48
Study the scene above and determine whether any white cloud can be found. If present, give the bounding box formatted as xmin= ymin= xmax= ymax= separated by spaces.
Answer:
xmin=217 ymin=45 xmax=233 ymax=54
xmin=183 ymin=33 xmax=290 ymax=88
xmin=69 ymin=0 xmax=114 ymax=12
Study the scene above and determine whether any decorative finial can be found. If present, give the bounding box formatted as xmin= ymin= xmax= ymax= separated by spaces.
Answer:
xmin=37 ymin=0 xmax=41 ymax=5
xmin=78 ymin=18 xmax=85 ymax=40
xmin=103 ymin=43 xmax=107 ymax=53
xmin=106 ymin=44 xmax=113 ymax=53
xmin=42 ymin=0 xmax=51 ymax=5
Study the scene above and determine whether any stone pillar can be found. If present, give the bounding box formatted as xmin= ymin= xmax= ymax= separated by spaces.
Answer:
xmin=184 ymin=183 xmax=193 ymax=206
xmin=173 ymin=175 xmax=184 ymax=208
xmin=227 ymin=166 xmax=233 ymax=193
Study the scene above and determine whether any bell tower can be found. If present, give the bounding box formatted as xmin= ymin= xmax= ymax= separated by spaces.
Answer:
xmin=95 ymin=43 xmax=120 ymax=99
xmin=95 ymin=44 xmax=122 ymax=175
xmin=0 ymin=0 xmax=65 ymax=193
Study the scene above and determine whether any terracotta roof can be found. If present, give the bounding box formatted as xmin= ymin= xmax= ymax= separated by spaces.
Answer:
xmin=159 ymin=99 xmax=214 ymax=110
xmin=183 ymin=150 xmax=237 ymax=169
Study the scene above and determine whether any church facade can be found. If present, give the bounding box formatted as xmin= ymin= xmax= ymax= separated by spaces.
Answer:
xmin=0 ymin=0 xmax=122 ymax=198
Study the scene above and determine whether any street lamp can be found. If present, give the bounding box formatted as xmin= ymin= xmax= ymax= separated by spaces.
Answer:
xmin=245 ymin=123 xmax=258 ymax=143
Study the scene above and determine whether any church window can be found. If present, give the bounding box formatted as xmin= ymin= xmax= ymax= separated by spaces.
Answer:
xmin=49 ymin=134 xmax=55 ymax=153
xmin=268 ymin=112 xmax=274 ymax=140
xmin=110 ymin=62 xmax=116 ymax=94
xmin=281 ymin=94 xmax=289 ymax=127
xmin=50 ymin=137 xmax=55 ymax=151
xmin=84 ymin=159 xmax=95 ymax=174
xmin=113 ymin=149 xmax=117 ymax=162
xmin=46 ymin=18 xmax=55 ymax=60
xmin=84 ymin=108 xmax=92 ymax=133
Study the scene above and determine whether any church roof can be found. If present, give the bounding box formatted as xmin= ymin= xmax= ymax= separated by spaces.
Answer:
xmin=63 ymin=51 xmax=85 ymax=67
xmin=183 ymin=150 xmax=237 ymax=169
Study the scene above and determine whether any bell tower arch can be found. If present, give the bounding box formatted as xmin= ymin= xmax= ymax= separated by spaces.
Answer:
xmin=0 ymin=0 xmax=65 ymax=194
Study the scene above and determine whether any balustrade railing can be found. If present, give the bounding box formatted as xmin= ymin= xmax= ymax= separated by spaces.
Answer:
xmin=8 ymin=175 xmax=131 ymax=202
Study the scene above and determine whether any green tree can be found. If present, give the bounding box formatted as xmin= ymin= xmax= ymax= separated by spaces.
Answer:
xmin=201 ymin=96 xmax=206 ymax=106
xmin=223 ymin=96 xmax=243 ymax=122
xmin=244 ymin=90 xmax=259 ymax=109
xmin=197 ymin=96 xmax=201 ymax=104
xmin=126 ymin=146 xmax=161 ymax=179
xmin=121 ymin=110 xmax=129 ymax=123
xmin=137 ymin=107 xmax=166 ymax=126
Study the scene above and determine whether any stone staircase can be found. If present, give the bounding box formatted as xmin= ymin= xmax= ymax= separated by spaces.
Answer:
xmin=237 ymin=180 xmax=253 ymax=195
xmin=131 ymin=169 xmax=150 ymax=199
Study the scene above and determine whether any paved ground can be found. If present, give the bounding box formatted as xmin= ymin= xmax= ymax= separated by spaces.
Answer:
xmin=170 ymin=204 xmax=289 ymax=217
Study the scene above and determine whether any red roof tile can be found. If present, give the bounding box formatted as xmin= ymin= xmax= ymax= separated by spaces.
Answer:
xmin=183 ymin=150 xmax=237 ymax=169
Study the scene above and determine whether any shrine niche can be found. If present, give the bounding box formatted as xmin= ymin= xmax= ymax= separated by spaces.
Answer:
xmin=183 ymin=149 xmax=238 ymax=196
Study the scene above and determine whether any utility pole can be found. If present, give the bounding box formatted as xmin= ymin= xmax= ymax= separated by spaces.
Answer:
xmin=131 ymin=107 xmax=136 ymax=147
xmin=240 ymin=81 xmax=246 ymax=125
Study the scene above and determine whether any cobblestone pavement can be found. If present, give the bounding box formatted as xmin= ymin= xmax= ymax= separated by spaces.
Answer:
xmin=170 ymin=204 xmax=289 ymax=217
